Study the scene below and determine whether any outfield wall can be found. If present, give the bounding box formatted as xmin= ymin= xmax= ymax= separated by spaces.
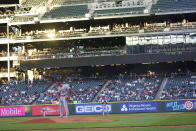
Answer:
xmin=0 ymin=99 xmax=196 ymax=117
xmin=72 ymin=100 xmax=196 ymax=115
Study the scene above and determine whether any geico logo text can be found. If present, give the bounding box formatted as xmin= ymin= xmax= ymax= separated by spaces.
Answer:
xmin=76 ymin=105 xmax=111 ymax=113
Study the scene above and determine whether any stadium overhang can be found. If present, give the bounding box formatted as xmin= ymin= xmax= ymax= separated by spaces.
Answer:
xmin=93 ymin=13 xmax=150 ymax=20
xmin=155 ymin=10 xmax=196 ymax=16
xmin=20 ymin=51 xmax=196 ymax=69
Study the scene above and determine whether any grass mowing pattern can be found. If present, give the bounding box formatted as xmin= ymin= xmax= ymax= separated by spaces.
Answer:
xmin=68 ymin=127 xmax=196 ymax=131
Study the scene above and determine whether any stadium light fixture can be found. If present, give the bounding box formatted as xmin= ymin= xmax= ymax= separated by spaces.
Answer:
xmin=47 ymin=33 xmax=55 ymax=38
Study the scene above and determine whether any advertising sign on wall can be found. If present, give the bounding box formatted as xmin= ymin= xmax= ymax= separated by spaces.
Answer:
xmin=120 ymin=102 xmax=158 ymax=113
xmin=165 ymin=100 xmax=194 ymax=111
xmin=75 ymin=103 xmax=112 ymax=114
xmin=0 ymin=106 xmax=25 ymax=117
xmin=32 ymin=105 xmax=65 ymax=116
xmin=194 ymin=101 xmax=196 ymax=110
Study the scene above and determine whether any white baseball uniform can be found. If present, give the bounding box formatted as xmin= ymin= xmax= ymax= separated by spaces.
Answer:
xmin=102 ymin=95 xmax=109 ymax=116
xmin=58 ymin=83 xmax=70 ymax=117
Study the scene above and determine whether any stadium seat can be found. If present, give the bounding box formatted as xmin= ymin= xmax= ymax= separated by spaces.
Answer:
xmin=95 ymin=76 xmax=162 ymax=102
xmin=35 ymin=78 xmax=106 ymax=104
xmin=93 ymin=7 xmax=145 ymax=16
xmin=0 ymin=81 xmax=52 ymax=105
xmin=51 ymin=0 xmax=93 ymax=5
xmin=160 ymin=74 xmax=196 ymax=100
xmin=43 ymin=5 xmax=89 ymax=19
xmin=151 ymin=0 xmax=196 ymax=13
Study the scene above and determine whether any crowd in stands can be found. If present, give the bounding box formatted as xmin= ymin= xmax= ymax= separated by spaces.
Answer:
xmin=1 ymin=72 xmax=196 ymax=106
xmin=95 ymin=75 xmax=162 ymax=102
xmin=160 ymin=73 xmax=196 ymax=100
xmin=0 ymin=79 xmax=52 ymax=105
xmin=36 ymin=78 xmax=105 ymax=104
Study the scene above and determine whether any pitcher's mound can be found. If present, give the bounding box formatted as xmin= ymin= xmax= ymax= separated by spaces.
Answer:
xmin=20 ymin=117 xmax=113 ymax=124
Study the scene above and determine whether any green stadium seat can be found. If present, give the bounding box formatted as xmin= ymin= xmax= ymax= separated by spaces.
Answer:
xmin=43 ymin=5 xmax=89 ymax=19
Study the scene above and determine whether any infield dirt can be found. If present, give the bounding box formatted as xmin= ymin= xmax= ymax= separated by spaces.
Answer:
xmin=20 ymin=117 xmax=114 ymax=124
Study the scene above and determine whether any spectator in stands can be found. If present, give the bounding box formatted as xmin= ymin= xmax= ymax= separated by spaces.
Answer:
xmin=193 ymin=90 xmax=196 ymax=98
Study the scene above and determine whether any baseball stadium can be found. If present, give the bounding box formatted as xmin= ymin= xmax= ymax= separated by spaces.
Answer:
xmin=1 ymin=0 xmax=196 ymax=130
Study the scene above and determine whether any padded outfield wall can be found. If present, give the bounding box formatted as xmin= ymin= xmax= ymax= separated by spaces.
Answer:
xmin=0 ymin=99 xmax=196 ymax=117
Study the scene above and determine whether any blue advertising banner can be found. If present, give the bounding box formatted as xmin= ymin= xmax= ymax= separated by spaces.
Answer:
xmin=165 ymin=100 xmax=194 ymax=111
xmin=194 ymin=101 xmax=196 ymax=110
xmin=75 ymin=103 xmax=112 ymax=114
xmin=120 ymin=102 xmax=158 ymax=113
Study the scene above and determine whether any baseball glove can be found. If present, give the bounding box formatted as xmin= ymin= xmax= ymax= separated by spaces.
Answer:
xmin=65 ymin=96 xmax=70 ymax=100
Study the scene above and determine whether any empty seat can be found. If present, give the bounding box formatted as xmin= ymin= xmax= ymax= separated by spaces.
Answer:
xmin=43 ymin=5 xmax=89 ymax=18
xmin=151 ymin=0 xmax=196 ymax=13
xmin=94 ymin=7 xmax=145 ymax=16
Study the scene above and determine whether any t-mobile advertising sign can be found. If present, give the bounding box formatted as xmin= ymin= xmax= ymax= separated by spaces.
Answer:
xmin=32 ymin=105 xmax=65 ymax=116
xmin=0 ymin=106 xmax=25 ymax=117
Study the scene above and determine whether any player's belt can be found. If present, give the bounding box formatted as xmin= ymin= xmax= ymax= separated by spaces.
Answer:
xmin=60 ymin=95 xmax=65 ymax=96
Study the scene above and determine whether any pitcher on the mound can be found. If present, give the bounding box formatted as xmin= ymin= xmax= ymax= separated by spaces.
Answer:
xmin=57 ymin=82 xmax=71 ymax=118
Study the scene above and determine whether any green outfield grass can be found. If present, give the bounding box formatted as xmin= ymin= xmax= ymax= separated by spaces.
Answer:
xmin=68 ymin=127 xmax=196 ymax=131
xmin=0 ymin=112 xmax=196 ymax=131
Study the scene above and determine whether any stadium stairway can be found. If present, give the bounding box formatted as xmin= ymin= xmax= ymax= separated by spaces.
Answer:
xmin=155 ymin=78 xmax=168 ymax=100
xmin=92 ymin=80 xmax=111 ymax=102
xmin=33 ymin=82 xmax=56 ymax=105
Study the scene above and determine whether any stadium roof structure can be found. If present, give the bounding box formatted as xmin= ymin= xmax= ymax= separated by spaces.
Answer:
xmin=0 ymin=4 xmax=18 ymax=8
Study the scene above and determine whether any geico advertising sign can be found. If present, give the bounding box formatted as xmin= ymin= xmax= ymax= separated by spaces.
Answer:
xmin=75 ymin=104 xmax=112 ymax=114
